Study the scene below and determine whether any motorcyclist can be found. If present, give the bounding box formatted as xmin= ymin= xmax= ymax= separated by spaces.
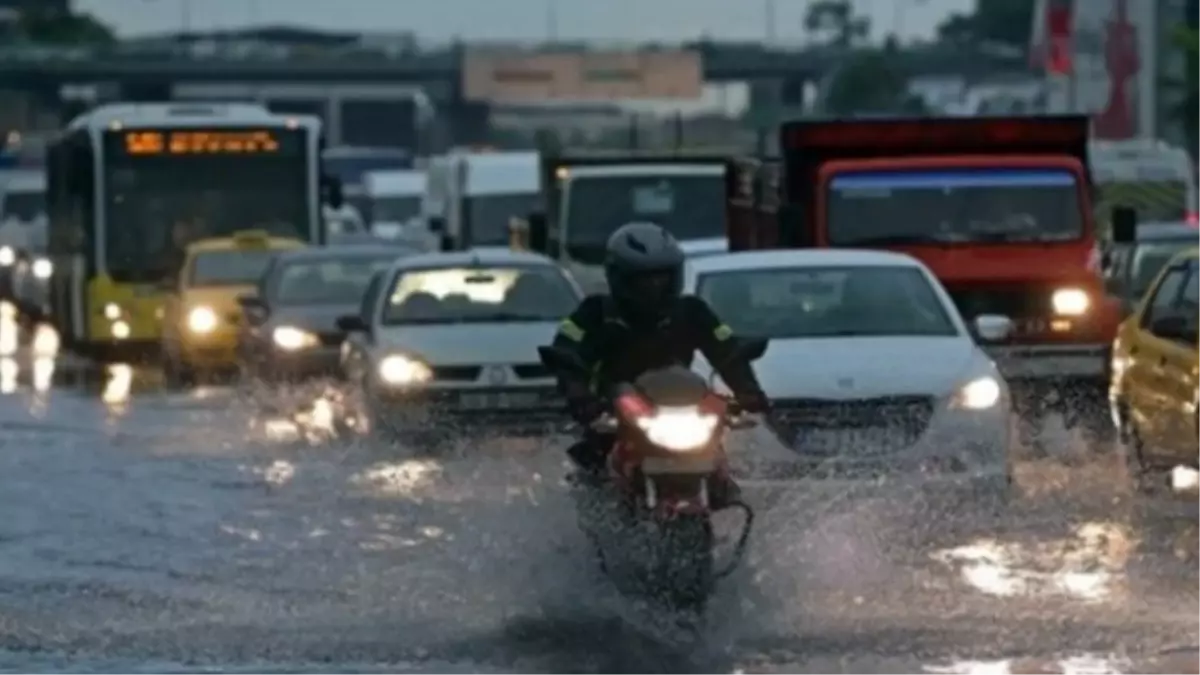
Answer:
xmin=548 ymin=221 xmax=770 ymax=509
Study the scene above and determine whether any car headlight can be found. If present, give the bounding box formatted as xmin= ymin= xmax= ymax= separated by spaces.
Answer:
xmin=952 ymin=376 xmax=1003 ymax=410
xmin=377 ymin=354 xmax=432 ymax=386
xmin=31 ymin=258 xmax=51 ymax=279
xmin=104 ymin=302 xmax=122 ymax=320
xmin=0 ymin=247 xmax=13 ymax=266
xmin=636 ymin=406 xmax=720 ymax=452
xmin=187 ymin=306 xmax=218 ymax=334
xmin=1051 ymin=288 xmax=1089 ymax=315
xmin=272 ymin=326 xmax=319 ymax=350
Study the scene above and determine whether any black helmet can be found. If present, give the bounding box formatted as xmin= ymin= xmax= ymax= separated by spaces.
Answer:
xmin=604 ymin=222 xmax=684 ymax=326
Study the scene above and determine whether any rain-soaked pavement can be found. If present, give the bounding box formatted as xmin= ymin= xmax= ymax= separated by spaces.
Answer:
xmin=0 ymin=305 xmax=1194 ymax=673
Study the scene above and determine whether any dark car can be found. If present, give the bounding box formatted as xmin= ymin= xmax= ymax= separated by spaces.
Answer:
xmin=1103 ymin=220 xmax=1198 ymax=315
xmin=237 ymin=245 xmax=417 ymax=382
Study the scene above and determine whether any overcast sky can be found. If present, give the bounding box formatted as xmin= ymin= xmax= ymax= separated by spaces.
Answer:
xmin=75 ymin=0 xmax=972 ymax=44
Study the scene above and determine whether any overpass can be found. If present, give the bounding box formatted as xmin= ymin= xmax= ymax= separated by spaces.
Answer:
xmin=0 ymin=43 xmax=1025 ymax=90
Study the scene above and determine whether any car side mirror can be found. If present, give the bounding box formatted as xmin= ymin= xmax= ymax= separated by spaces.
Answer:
xmin=336 ymin=315 xmax=368 ymax=333
xmin=1110 ymin=206 xmax=1137 ymax=244
xmin=973 ymin=314 xmax=1012 ymax=342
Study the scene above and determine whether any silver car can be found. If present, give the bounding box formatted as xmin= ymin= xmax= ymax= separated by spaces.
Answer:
xmin=339 ymin=248 xmax=582 ymax=445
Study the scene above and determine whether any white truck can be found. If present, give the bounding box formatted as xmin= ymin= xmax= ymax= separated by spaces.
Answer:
xmin=423 ymin=150 xmax=541 ymax=251
xmin=520 ymin=154 xmax=731 ymax=292
xmin=1090 ymin=139 xmax=1198 ymax=231
xmin=362 ymin=168 xmax=426 ymax=240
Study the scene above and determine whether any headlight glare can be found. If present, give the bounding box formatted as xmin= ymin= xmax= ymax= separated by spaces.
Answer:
xmin=636 ymin=406 xmax=720 ymax=451
xmin=272 ymin=326 xmax=319 ymax=350
xmin=378 ymin=355 xmax=432 ymax=386
xmin=1051 ymin=288 xmax=1089 ymax=315
xmin=187 ymin=306 xmax=218 ymax=333
xmin=0 ymin=247 xmax=13 ymax=266
xmin=31 ymin=258 xmax=52 ymax=279
xmin=953 ymin=376 xmax=1002 ymax=410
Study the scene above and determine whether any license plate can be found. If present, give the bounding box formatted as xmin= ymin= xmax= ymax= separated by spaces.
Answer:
xmin=457 ymin=392 xmax=540 ymax=410
xmin=801 ymin=428 xmax=893 ymax=453
xmin=642 ymin=456 xmax=715 ymax=475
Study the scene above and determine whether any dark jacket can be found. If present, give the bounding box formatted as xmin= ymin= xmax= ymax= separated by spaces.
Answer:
xmin=550 ymin=294 xmax=766 ymax=422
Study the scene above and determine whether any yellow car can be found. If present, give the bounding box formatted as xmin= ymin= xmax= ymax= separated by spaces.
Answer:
xmin=161 ymin=231 xmax=305 ymax=386
xmin=1110 ymin=246 xmax=1199 ymax=487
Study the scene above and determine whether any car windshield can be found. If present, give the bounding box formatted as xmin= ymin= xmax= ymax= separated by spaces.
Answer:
xmin=273 ymin=255 xmax=399 ymax=305
xmin=1132 ymin=241 xmax=1195 ymax=297
xmin=189 ymin=249 xmax=279 ymax=287
xmin=382 ymin=265 xmax=578 ymax=325
xmin=563 ymin=173 xmax=726 ymax=263
xmin=1 ymin=189 xmax=44 ymax=222
xmin=826 ymin=168 xmax=1084 ymax=245
xmin=697 ymin=265 xmax=958 ymax=338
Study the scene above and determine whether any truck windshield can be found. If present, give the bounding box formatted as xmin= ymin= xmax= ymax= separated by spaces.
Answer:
xmin=563 ymin=174 xmax=726 ymax=263
xmin=1095 ymin=179 xmax=1189 ymax=224
xmin=104 ymin=157 xmax=310 ymax=283
xmin=465 ymin=192 xmax=540 ymax=247
xmin=826 ymin=168 xmax=1084 ymax=245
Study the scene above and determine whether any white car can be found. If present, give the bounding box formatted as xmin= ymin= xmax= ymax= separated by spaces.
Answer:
xmin=686 ymin=249 xmax=1013 ymax=495
xmin=679 ymin=237 xmax=728 ymax=259
xmin=339 ymin=248 xmax=582 ymax=444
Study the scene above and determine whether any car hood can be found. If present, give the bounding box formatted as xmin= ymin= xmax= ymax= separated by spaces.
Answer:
xmin=700 ymin=336 xmax=980 ymax=399
xmin=267 ymin=304 xmax=356 ymax=333
xmin=376 ymin=321 xmax=560 ymax=365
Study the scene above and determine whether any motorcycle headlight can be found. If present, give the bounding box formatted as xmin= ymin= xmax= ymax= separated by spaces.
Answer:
xmin=187 ymin=306 xmax=218 ymax=334
xmin=951 ymin=376 xmax=1002 ymax=410
xmin=31 ymin=258 xmax=52 ymax=279
xmin=637 ymin=406 xmax=720 ymax=452
xmin=1051 ymin=288 xmax=1089 ymax=316
xmin=378 ymin=354 xmax=432 ymax=386
xmin=0 ymin=247 xmax=12 ymax=266
xmin=272 ymin=326 xmax=319 ymax=350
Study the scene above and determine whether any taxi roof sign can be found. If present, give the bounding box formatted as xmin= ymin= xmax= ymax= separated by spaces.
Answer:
xmin=782 ymin=115 xmax=1089 ymax=155
xmin=232 ymin=229 xmax=271 ymax=247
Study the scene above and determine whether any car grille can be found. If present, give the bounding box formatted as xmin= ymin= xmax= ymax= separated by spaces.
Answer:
xmin=431 ymin=365 xmax=481 ymax=382
xmin=772 ymin=395 xmax=934 ymax=454
xmin=317 ymin=332 xmax=343 ymax=347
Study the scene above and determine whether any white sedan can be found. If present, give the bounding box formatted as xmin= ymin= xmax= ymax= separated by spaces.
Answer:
xmin=338 ymin=248 xmax=582 ymax=445
xmin=686 ymin=249 xmax=1013 ymax=495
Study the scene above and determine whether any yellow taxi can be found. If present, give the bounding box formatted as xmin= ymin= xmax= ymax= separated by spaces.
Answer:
xmin=1110 ymin=246 xmax=1199 ymax=488
xmin=161 ymin=231 xmax=305 ymax=386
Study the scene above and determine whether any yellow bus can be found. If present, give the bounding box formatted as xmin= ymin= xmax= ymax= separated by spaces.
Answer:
xmin=45 ymin=103 xmax=324 ymax=362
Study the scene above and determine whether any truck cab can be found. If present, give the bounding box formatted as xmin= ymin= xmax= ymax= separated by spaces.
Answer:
xmin=727 ymin=115 xmax=1133 ymax=443
xmin=519 ymin=153 xmax=731 ymax=293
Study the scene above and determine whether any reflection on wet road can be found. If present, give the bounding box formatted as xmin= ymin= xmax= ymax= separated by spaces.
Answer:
xmin=0 ymin=306 xmax=1194 ymax=673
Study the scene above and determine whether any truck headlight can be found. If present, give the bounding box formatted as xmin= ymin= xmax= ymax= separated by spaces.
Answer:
xmin=1052 ymin=288 xmax=1089 ymax=316
xmin=32 ymin=258 xmax=52 ymax=279
xmin=378 ymin=355 xmax=432 ymax=386
xmin=187 ymin=306 xmax=218 ymax=334
xmin=636 ymin=406 xmax=720 ymax=452
xmin=952 ymin=376 xmax=1002 ymax=410
xmin=273 ymin=326 xmax=319 ymax=350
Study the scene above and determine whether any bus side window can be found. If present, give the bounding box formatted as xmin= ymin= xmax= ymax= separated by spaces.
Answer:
xmin=69 ymin=137 xmax=95 ymax=260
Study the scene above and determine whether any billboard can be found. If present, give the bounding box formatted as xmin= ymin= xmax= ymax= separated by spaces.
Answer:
xmin=462 ymin=49 xmax=703 ymax=103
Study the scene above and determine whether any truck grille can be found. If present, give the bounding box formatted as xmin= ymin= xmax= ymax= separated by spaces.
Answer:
xmin=945 ymin=283 xmax=1051 ymax=320
xmin=772 ymin=395 xmax=934 ymax=453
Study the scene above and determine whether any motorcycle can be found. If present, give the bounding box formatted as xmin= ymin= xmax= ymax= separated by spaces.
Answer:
xmin=537 ymin=338 xmax=768 ymax=611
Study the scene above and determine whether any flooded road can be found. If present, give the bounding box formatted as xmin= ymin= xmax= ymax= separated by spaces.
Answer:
xmin=0 ymin=309 xmax=1194 ymax=673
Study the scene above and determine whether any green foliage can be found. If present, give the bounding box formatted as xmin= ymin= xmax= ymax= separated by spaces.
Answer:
xmin=15 ymin=7 xmax=116 ymax=45
xmin=1165 ymin=25 xmax=1198 ymax=157
xmin=803 ymin=0 xmax=870 ymax=49
xmin=822 ymin=50 xmax=911 ymax=116
xmin=936 ymin=0 xmax=1037 ymax=48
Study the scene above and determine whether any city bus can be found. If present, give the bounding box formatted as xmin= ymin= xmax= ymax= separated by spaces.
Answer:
xmin=45 ymin=103 xmax=323 ymax=361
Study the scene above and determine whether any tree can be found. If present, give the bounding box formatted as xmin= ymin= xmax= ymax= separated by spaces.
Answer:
xmin=16 ymin=7 xmax=116 ymax=45
xmin=1164 ymin=25 xmax=1198 ymax=158
xmin=803 ymin=0 xmax=870 ymax=49
xmin=936 ymin=0 xmax=1037 ymax=48
xmin=821 ymin=49 xmax=910 ymax=115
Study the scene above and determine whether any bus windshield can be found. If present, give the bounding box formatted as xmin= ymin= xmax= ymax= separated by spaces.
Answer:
xmin=826 ymin=168 xmax=1085 ymax=245
xmin=104 ymin=154 xmax=310 ymax=282
xmin=562 ymin=173 xmax=726 ymax=263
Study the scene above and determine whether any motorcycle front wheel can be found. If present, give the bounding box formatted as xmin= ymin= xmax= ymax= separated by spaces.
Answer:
xmin=656 ymin=515 xmax=715 ymax=612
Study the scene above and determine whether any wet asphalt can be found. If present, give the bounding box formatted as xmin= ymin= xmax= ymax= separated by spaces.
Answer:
xmin=0 ymin=309 xmax=1194 ymax=674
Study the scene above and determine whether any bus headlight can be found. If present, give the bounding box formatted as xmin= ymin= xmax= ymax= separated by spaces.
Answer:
xmin=187 ymin=306 xmax=218 ymax=334
xmin=378 ymin=355 xmax=432 ymax=386
xmin=273 ymin=326 xmax=319 ymax=351
xmin=1051 ymin=288 xmax=1089 ymax=316
xmin=31 ymin=258 xmax=52 ymax=279
xmin=0 ymin=247 xmax=13 ymax=266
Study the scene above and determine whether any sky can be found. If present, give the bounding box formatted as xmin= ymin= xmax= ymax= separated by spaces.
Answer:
xmin=74 ymin=0 xmax=973 ymax=44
